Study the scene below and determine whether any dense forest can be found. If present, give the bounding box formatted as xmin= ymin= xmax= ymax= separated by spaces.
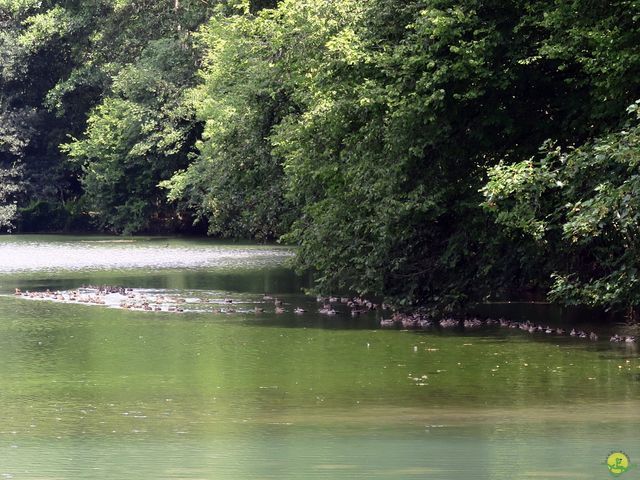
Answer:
xmin=1 ymin=0 xmax=639 ymax=316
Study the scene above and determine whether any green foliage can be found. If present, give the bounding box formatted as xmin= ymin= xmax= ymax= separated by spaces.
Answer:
xmin=18 ymin=199 xmax=65 ymax=232
xmin=482 ymin=154 xmax=559 ymax=241
xmin=534 ymin=0 xmax=640 ymax=125
xmin=2 ymin=0 xmax=640 ymax=314
xmin=63 ymin=98 xmax=147 ymax=233
xmin=63 ymin=48 xmax=197 ymax=235
xmin=0 ymin=163 xmax=24 ymax=231
xmin=162 ymin=7 xmax=298 ymax=240
xmin=57 ymin=2 xmax=214 ymax=234
xmin=484 ymin=104 xmax=640 ymax=312
xmin=262 ymin=0 xmax=554 ymax=309
xmin=17 ymin=5 xmax=72 ymax=51
xmin=0 ymin=0 xmax=216 ymax=233
xmin=277 ymin=0 xmax=640 ymax=312
xmin=161 ymin=0 xmax=640 ymax=312
xmin=0 ymin=1 xmax=101 ymax=231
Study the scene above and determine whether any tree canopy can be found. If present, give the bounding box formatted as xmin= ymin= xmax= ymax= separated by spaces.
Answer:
xmin=1 ymin=0 xmax=639 ymax=315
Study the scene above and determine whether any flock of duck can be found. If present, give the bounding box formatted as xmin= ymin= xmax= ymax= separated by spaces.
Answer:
xmin=12 ymin=286 xmax=379 ymax=316
xmin=380 ymin=311 xmax=637 ymax=344
xmin=15 ymin=286 xmax=192 ymax=312
xmin=11 ymin=286 xmax=637 ymax=344
xmin=315 ymin=295 xmax=380 ymax=317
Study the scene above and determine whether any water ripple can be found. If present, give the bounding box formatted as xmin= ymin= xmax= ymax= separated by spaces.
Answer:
xmin=0 ymin=239 xmax=293 ymax=273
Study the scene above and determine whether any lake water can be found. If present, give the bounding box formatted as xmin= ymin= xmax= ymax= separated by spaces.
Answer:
xmin=0 ymin=235 xmax=639 ymax=479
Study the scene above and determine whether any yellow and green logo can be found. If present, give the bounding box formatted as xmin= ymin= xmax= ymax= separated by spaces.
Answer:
xmin=606 ymin=451 xmax=633 ymax=476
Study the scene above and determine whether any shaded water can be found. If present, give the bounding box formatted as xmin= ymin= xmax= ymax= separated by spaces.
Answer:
xmin=0 ymin=236 xmax=639 ymax=479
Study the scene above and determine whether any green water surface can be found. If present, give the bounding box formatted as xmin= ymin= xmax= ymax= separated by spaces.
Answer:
xmin=0 ymin=236 xmax=638 ymax=479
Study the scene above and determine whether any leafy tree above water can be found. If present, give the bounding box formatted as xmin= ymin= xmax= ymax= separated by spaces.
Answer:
xmin=1 ymin=0 xmax=217 ymax=233
xmin=2 ymin=0 xmax=640 ymax=315
xmin=173 ymin=0 xmax=640 ymax=313
xmin=484 ymin=104 xmax=640 ymax=317
xmin=160 ymin=5 xmax=298 ymax=240
xmin=63 ymin=37 xmax=202 ymax=234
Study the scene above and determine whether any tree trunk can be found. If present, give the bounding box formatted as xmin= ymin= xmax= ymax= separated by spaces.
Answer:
xmin=174 ymin=0 xmax=181 ymax=32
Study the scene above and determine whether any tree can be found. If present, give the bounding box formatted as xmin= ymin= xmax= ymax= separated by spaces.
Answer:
xmin=59 ymin=0 xmax=216 ymax=233
xmin=484 ymin=103 xmax=640 ymax=317
xmin=63 ymin=37 xmax=203 ymax=233
xmin=0 ymin=163 xmax=24 ymax=231
xmin=161 ymin=4 xmax=299 ymax=240
xmin=267 ymin=0 xmax=561 ymax=309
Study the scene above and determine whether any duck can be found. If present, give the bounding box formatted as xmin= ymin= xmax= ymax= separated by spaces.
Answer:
xmin=401 ymin=317 xmax=418 ymax=329
xmin=294 ymin=307 xmax=306 ymax=314
xmin=463 ymin=318 xmax=482 ymax=329
xmin=380 ymin=318 xmax=395 ymax=328
xmin=417 ymin=318 xmax=433 ymax=329
xmin=440 ymin=318 xmax=458 ymax=328
xmin=318 ymin=306 xmax=337 ymax=315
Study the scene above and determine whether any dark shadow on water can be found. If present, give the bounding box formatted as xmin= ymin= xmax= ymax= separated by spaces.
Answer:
xmin=6 ymin=267 xmax=312 ymax=296
xmin=472 ymin=301 xmax=622 ymax=327
xmin=245 ymin=301 xmax=633 ymax=334
xmin=239 ymin=313 xmax=381 ymax=330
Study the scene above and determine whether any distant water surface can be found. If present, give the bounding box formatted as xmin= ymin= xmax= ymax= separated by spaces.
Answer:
xmin=0 ymin=235 xmax=293 ymax=273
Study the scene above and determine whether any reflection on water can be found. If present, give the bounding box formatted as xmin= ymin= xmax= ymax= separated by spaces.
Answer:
xmin=0 ymin=236 xmax=639 ymax=479
xmin=0 ymin=235 xmax=293 ymax=273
